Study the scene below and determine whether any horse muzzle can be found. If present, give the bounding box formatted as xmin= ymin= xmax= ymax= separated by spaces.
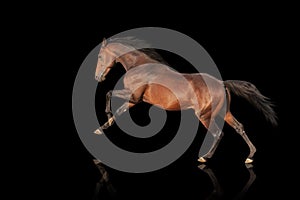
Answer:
xmin=95 ymin=74 xmax=106 ymax=82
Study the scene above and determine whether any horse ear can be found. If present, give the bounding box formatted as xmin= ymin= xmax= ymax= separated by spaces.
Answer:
xmin=102 ymin=38 xmax=107 ymax=47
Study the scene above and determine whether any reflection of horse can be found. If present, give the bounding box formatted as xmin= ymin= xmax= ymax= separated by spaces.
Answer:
xmin=93 ymin=160 xmax=116 ymax=199
xmin=198 ymin=164 xmax=223 ymax=199
xmin=198 ymin=164 xmax=256 ymax=199
xmin=94 ymin=37 xmax=277 ymax=163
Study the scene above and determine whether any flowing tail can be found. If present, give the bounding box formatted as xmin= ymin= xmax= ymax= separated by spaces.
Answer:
xmin=224 ymin=80 xmax=277 ymax=126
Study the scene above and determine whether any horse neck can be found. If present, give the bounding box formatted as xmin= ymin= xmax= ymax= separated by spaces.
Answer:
xmin=108 ymin=43 xmax=158 ymax=71
xmin=117 ymin=50 xmax=159 ymax=71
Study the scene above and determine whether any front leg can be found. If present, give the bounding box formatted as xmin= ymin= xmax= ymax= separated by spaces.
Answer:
xmin=105 ymin=89 xmax=135 ymax=126
xmin=94 ymin=89 xmax=136 ymax=134
xmin=105 ymin=91 xmax=113 ymax=120
xmin=105 ymin=90 xmax=131 ymax=120
xmin=94 ymin=102 xmax=135 ymax=135
xmin=105 ymin=102 xmax=135 ymax=127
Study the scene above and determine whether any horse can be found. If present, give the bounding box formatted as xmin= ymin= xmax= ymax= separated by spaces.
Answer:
xmin=94 ymin=37 xmax=277 ymax=164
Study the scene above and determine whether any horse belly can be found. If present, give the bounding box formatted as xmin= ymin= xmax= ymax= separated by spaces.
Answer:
xmin=143 ymin=83 xmax=193 ymax=110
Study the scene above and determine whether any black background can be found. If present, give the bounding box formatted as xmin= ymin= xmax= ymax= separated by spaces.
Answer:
xmin=26 ymin=5 xmax=294 ymax=200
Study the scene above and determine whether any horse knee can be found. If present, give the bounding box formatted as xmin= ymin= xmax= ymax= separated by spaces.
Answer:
xmin=106 ymin=91 xmax=112 ymax=99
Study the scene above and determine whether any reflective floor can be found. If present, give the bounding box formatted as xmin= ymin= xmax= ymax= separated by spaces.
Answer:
xmin=64 ymin=121 xmax=286 ymax=200
xmin=67 ymin=157 xmax=285 ymax=200
xmin=92 ymin=163 xmax=256 ymax=200
xmin=66 ymin=99 xmax=284 ymax=199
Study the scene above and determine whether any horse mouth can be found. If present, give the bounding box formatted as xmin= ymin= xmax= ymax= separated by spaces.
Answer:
xmin=95 ymin=75 xmax=106 ymax=82
xmin=100 ymin=76 xmax=106 ymax=82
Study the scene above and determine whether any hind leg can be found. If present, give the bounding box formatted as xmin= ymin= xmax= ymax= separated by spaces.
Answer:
xmin=197 ymin=115 xmax=224 ymax=163
xmin=225 ymin=112 xmax=256 ymax=163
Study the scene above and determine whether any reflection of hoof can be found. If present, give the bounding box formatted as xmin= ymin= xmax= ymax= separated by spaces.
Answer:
xmin=245 ymin=163 xmax=254 ymax=169
xmin=245 ymin=158 xmax=253 ymax=164
xmin=94 ymin=128 xmax=103 ymax=135
xmin=198 ymin=164 xmax=207 ymax=170
xmin=198 ymin=157 xmax=207 ymax=163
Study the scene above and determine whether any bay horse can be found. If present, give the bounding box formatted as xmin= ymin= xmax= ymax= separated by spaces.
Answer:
xmin=94 ymin=37 xmax=277 ymax=164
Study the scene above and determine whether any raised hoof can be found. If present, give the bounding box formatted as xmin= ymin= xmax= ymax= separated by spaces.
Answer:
xmin=245 ymin=158 xmax=254 ymax=164
xmin=94 ymin=128 xmax=103 ymax=135
xmin=198 ymin=157 xmax=207 ymax=163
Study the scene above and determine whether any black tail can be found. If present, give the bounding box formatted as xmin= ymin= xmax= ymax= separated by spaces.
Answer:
xmin=224 ymin=80 xmax=277 ymax=126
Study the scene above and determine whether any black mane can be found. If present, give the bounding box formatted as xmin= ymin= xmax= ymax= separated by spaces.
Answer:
xmin=108 ymin=37 xmax=169 ymax=65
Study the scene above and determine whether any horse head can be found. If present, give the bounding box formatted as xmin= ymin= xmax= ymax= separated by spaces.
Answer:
xmin=95 ymin=38 xmax=117 ymax=82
